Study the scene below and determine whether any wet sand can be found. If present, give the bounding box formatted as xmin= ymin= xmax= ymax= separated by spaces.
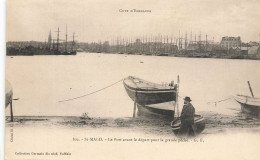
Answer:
xmin=6 ymin=110 xmax=260 ymax=137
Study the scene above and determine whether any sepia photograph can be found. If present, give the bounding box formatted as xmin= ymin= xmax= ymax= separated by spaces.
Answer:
xmin=3 ymin=0 xmax=260 ymax=159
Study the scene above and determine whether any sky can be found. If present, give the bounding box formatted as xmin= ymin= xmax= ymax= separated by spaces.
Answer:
xmin=6 ymin=0 xmax=260 ymax=43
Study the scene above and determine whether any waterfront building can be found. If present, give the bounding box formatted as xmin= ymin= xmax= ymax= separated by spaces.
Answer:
xmin=248 ymin=46 xmax=260 ymax=55
xmin=240 ymin=47 xmax=248 ymax=55
xmin=248 ymin=41 xmax=259 ymax=46
xmin=220 ymin=36 xmax=241 ymax=49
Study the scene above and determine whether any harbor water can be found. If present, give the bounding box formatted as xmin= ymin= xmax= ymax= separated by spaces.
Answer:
xmin=6 ymin=53 xmax=260 ymax=117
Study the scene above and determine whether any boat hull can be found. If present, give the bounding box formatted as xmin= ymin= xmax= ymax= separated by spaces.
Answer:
xmin=234 ymin=95 xmax=260 ymax=118
xmin=125 ymin=87 xmax=176 ymax=105
xmin=123 ymin=76 xmax=176 ymax=105
xmin=137 ymin=102 xmax=175 ymax=118
xmin=5 ymin=80 xmax=13 ymax=108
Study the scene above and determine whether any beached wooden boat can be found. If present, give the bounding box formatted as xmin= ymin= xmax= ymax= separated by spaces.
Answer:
xmin=170 ymin=115 xmax=205 ymax=134
xmin=5 ymin=80 xmax=13 ymax=108
xmin=123 ymin=76 xmax=177 ymax=105
xmin=5 ymin=80 xmax=14 ymax=121
xmin=137 ymin=101 xmax=175 ymax=118
xmin=234 ymin=94 xmax=260 ymax=118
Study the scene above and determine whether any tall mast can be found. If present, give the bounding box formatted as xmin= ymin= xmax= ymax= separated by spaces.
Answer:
xmin=123 ymin=38 xmax=125 ymax=52
xmin=178 ymin=30 xmax=180 ymax=49
xmin=206 ymin=33 xmax=208 ymax=51
xmin=72 ymin=32 xmax=75 ymax=51
xmin=185 ymin=31 xmax=187 ymax=49
xmin=65 ymin=24 xmax=68 ymax=52
xmin=199 ymin=32 xmax=201 ymax=42
xmin=52 ymin=39 xmax=55 ymax=50
xmin=48 ymin=30 xmax=52 ymax=49
xmin=181 ymin=35 xmax=183 ymax=49
xmin=199 ymin=32 xmax=201 ymax=53
xmin=116 ymin=37 xmax=119 ymax=52
xmin=190 ymin=30 xmax=192 ymax=44
xmin=56 ymin=27 xmax=60 ymax=51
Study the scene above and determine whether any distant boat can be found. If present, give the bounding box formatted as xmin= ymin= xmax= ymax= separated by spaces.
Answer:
xmin=157 ymin=53 xmax=169 ymax=56
xmin=170 ymin=115 xmax=205 ymax=134
xmin=123 ymin=76 xmax=177 ymax=105
xmin=76 ymin=48 xmax=84 ymax=52
xmin=234 ymin=95 xmax=260 ymax=118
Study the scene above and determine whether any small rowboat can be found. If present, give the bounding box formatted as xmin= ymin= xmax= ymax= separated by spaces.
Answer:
xmin=234 ymin=94 xmax=260 ymax=118
xmin=123 ymin=76 xmax=177 ymax=105
xmin=170 ymin=115 xmax=205 ymax=134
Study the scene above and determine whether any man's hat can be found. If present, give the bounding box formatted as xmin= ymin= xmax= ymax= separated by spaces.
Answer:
xmin=184 ymin=96 xmax=192 ymax=102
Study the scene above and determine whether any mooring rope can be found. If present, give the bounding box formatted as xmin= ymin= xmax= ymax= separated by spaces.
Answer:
xmin=207 ymin=96 xmax=233 ymax=106
xmin=58 ymin=79 xmax=124 ymax=102
xmin=178 ymin=95 xmax=233 ymax=106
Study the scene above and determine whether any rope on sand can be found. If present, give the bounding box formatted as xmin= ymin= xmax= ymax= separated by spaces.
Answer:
xmin=58 ymin=79 xmax=124 ymax=102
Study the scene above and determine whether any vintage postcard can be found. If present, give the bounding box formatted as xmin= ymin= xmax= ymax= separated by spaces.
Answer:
xmin=4 ymin=0 xmax=260 ymax=159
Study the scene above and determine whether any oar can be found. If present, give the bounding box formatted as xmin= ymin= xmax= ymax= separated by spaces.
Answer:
xmin=247 ymin=81 xmax=254 ymax=97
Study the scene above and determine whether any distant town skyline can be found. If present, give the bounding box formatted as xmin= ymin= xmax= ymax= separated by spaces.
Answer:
xmin=6 ymin=0 xmax=260 ymax=43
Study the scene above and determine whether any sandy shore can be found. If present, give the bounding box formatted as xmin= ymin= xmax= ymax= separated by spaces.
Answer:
xmin=5 ymin=110 xmax=260 ymax=137
xmin=5 ymin=111 xmax=260 ymax=160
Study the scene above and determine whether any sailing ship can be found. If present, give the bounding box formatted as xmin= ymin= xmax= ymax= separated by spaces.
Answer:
xmin=43 ymin=26 xmax=77 ymax=55
xmin=6 ymin=26 xmax=77 ymax=56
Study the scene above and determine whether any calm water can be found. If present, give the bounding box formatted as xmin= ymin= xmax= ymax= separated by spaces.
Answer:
xmin=5 ymin=53 xmax=260 ymax=117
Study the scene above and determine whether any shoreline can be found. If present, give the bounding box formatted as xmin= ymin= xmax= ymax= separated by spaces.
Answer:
xmin=5 ymin=110 xmax=260 ymax=136
xmin=6 ymin=52 xmax=260 ymax=60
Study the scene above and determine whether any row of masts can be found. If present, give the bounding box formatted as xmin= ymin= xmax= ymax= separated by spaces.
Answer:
xmin=88 ymin=32 xmax=216 ymax=54
xmin=112 ymin=31 xmax=215 ymax=48
xmin=49 ymin=25 xmax=76 ymax=52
